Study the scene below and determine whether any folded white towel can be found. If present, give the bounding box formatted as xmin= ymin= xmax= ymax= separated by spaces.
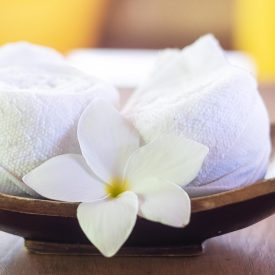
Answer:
xmin=124 ymin=35 xmax=271 ymax=197
xmin=0 ymin=42 xmax=119 ymax=197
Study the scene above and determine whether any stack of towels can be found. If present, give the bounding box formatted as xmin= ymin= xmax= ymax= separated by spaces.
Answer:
xmin=0 ymin=35 xmax=271 ymax=198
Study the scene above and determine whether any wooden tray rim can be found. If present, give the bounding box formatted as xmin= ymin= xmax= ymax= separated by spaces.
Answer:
xmin=0 ymin=178 xmax=274 ymax=217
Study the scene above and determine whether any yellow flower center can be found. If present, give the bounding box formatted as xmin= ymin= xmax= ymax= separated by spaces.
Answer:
xmin=105 ymin=177 xmax=130 ymax=198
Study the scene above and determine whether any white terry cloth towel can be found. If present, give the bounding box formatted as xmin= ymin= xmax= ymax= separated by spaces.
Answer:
xmin=0 ymin=42 xmax=119 ymax=197
xmin=123 ymin=34 xmax=271 ymax=197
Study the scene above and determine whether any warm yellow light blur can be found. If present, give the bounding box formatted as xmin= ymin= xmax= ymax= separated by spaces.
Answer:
xmin=0 ymin=0 xmax=109 ymax=52
xmin=234 ymin=0 xmax=275 ymax=81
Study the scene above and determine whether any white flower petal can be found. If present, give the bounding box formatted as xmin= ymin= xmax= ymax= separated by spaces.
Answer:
xmin=135 ymin=178 xmax=191 ymax=227
xmin=77 ymin=191 xmax=138 ymax=257
xmin=78 ymin=99 xmax=140 ymax=182
xmin=23 ymin=154 xmax=105 ymax=202
xmin=125 ymin=134 xmax=209 ymax=187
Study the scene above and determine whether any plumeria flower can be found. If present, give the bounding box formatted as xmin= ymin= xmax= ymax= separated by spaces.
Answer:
xmin=23 ymin=99 xmax=208 ymax=257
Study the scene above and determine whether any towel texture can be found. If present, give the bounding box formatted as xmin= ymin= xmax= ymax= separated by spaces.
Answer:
xmin=124 ymin=35 xmax=271 ymax=197
xmin=0 ymin=42 xmax=119 ymax=197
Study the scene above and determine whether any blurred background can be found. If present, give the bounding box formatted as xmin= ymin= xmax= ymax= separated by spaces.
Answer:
xmin=0 ymin=0 xmax=274 ymax=81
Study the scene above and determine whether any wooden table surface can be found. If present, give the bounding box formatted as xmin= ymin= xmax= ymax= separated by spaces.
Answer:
xmin=0 ymin=85 xmax=274 ymax=275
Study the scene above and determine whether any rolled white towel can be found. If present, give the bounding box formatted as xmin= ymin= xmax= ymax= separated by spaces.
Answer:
xmin=0 ymin=42 xmax=119 ymax=197
xmin=124 ymin=34 xmax=271 ymax=197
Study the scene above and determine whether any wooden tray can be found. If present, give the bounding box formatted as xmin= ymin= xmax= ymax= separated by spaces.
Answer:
xmin=0 ymin=177 xmax=274 ymax=256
